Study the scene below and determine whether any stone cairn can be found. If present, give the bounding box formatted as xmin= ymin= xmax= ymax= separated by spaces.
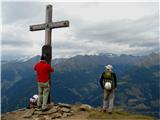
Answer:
xmin=23 ymin=103 xmax=74 ymax=120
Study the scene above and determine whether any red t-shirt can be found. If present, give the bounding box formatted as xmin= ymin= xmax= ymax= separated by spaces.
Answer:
xmin=34 ymin=60 xmax=54 ymax=83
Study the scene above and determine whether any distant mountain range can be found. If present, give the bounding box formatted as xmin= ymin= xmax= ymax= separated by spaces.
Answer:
xmin=1 ymin=52 xmax=160 ymax=118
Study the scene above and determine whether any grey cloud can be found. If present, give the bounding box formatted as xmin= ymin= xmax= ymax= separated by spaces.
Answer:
xmin=2 ymin=2 xmax=159 ymax=59
xmin=74 ymin=14 xmax=158 ymax=49
xmin=2 ymin=2 xmax=70 ymax=25
xmin=2 ymin=2 xmax=47 ymax=24
xmin=2 ymin=33 xmax=33 ymax=47
xmin=52 ymin=14 xmax=159 ymax=57
xmin=53 ymin=41 xmax=75 ymax=49
xmin=53 ymin=40 xmax=85 ymax=50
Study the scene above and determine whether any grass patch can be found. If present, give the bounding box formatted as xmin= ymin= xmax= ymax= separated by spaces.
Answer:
xmin=88 ymin=110 xmax=155 ymax=120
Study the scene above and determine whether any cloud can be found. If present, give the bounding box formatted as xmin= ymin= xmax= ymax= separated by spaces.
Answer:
xmin=1 ymin=2 xmax=47 ymax=24
xmin=1 ymin=2 xmax=159 ymax=60
xmin=74 ymin=14 xmax=158 ymax=49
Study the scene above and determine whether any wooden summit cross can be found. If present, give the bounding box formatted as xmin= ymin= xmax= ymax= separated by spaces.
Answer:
xmin=29 ymin=4 xmax=69 ymax=103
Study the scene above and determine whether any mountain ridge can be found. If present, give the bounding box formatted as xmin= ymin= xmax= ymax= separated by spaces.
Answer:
xmin=1 ymin=52 xmax=160 ymax=118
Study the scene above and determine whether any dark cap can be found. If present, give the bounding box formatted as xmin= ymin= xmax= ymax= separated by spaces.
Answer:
xmin=41 ymin=55 xmax=47 ymax=60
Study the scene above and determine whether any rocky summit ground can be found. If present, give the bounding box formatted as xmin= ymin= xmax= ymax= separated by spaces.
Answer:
xmin=1 ymin=103 xmax=155 ymax=120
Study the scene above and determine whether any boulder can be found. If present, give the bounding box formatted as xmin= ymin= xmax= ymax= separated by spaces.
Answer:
xmin=79 ymin=104 xmax=92 ymax=111
xmin=51 ymin=113 xmax=62 ymax=119
xmin=60 ymin=107 xmax=70 ymax=113
xmin=62 ymin=112 xmax=73 ymax=117
xmin=34 ymin=107 xmax=58 ymax=115
xmin=57 ymin=103 xmax=71 ymax=108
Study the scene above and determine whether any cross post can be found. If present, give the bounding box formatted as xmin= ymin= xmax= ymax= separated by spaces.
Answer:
xmin=29 ymin=4 xmax=69 ymax=103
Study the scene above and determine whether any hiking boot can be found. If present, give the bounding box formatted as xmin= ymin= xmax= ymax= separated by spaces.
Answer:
xmin=102 ymin=109 xmax=107 ymax=113
xmin=35 ymin=106 xmax=42 ymax=111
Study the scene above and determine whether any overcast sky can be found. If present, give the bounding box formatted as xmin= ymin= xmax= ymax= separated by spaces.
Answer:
xmin=1 ymin=2 xmax=159 ymax=60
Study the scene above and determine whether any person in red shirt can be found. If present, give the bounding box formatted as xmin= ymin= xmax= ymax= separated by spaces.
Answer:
xmin=34 ymin=56 xmax=54 ymax=111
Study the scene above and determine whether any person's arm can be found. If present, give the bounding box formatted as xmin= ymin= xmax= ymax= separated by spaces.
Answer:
xmin=48 ymin=64 xmax=54 ymax=72
xmin=113 ymin=73 xmax=117 ymax=88
xmin=50 ymin=67 xmax=54 ymax=72
xmin=100 ymin=72 xmax=105 ymax=89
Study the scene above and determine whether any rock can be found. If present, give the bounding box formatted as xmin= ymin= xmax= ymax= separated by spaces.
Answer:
xmin=32 ymin=114 xmax=40 ymax=117
xmin=60 ymin=107 xmax=70 ymax=113
xmin=49 ymin=107 xmax=58 ymax=113
xmin=51 ymin=113 xmax=62 ymax=119
xmin=33 ymin=118 xmax=39 ymax=120
xmin=44 ymin=116 xmax=52 ymax=120
xmin=57 ymin=103 xmax=71 ymax=108
xmin=33 ymin=117 xmax=46 ymax=120
xmin=79 ymin=104 xmax=92 ymax=111
xmin=47 ymin=103 xmax=55 ymax=109
xmin=34 ymin=111 xmax=42 ymax=115
xmin=53 ymin=106 xmax=59 ymax=110
xmin=2 ymin=103 xmax=75 ymax=120
xmin=18 ymin=108 xmax=26 ymax=111
xmin=62 ymin=112 xmax=73 ymax=117
xmin=34 ymin=107 xmax=58 ymax=115
xmin=70 ymin=110 xmax=74 ymax=113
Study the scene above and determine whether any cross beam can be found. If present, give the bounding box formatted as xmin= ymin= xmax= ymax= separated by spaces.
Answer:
xmin=30 ymin=5 xmax=69 ymax=45
xmin=29 ymin=4 xmax=69 ymax=103
xmin=30 ymin=21 xmax=69 ymax=31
